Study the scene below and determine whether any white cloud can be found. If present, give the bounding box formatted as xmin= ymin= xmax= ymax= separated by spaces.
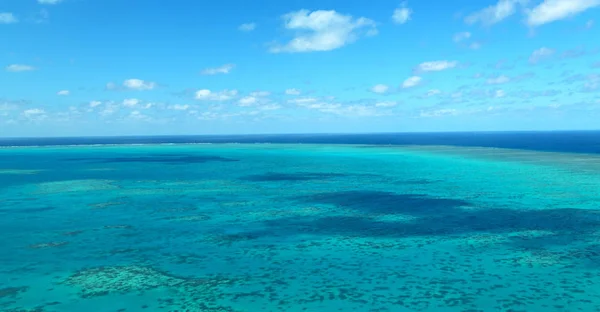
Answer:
xmin=327 ymin=105 xmax=389 ymax=117
xmin=23 ymin=108 xmax=47 ymax=120
xmin=194 ymin=89 xmax=238 ymax=101
xmin=168 ymin=104 xmax=190 ymax=110
xmin=257 ymin=104 xmax=281 ymax=111
xmin=495 ymin=89 xmax=506 ymax=97
xmin=57 ymin=90 xmax=70 ymax=96
xmin=239 ymin=96 xmax=258 ymax=106
xmin=238 ymin=23 xmax=256 ymax=32
xmin=197 ymin=112 xmax=221 ymax=120
xmin=370 ymin=84 xmax=390 ymax=94
xmin=128 ymin=110 xmax=152 ymax=121
xmin=38 ymin=0 xmax=62 ymax=4
xmin=392 ymin=3 xmax=412 ymax=24
xmin=23 ymin=108 xmax=45 ymax=115
xmin=465 ymin=0 xmax=526 ymax=26
xmin=269 ymin=9 xmax=377 ymax=53
xmin=375 ymin=101 xmax=397 ymax=107
xmin=415 ymin=60 xmax=457 ymax=73
xmin=99 ymin=101 xmax=119 ymax=116
xmin=296 ymin=100 xmax=387 ymax=117
xmin=237 ymin=92 xmax=271 ymax=107
xmin=526 ymin=0 xmax=600 ymax=27
xmin=123 ymin=79 xmax=156 ymax=90
xmin=294 ymin=99 xmax=341 ymax=111
xmin=402 ymin=76 xmax=422 ymax=88
xmin=89 ymin=101 xmax=102 ymax=108
xmin=529 ymin=47 xmax=555 ymax=63
xmin=487 ymin=75 xmax=511 ymax=84
xmin=420 ymin=108 xmax=458 ymax=117
xmin=453 ymin=31 xmax=471 ymax=42
xmin=250 ymin=91 xmax=270 ymax=97
xmin=288 ymin=97 xmax=319 ymax=105
xmin=5 ymin=64 xmax=35 ymax=72
xmin=122 ymin=98 xmax=140 ymax=107
xmin=200 ymin=64 xmax=235 ymax=75
xmin=426 ymin=89 xmax=442 ymax=97
xmin=0 ymin=12 xmax=18 ymax=24
xmin=285 ymin=88 xmax=301 ymax=95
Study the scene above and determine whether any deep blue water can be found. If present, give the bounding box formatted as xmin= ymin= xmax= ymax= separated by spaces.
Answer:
xmin=2 ymin=131 xmax=600 ymax=154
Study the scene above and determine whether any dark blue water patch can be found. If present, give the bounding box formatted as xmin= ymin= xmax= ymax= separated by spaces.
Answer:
xmin=251 ymin=202 xmax=600 ymax=245
xmin=64 ymin=155 xmax=239 ymax=164
xmin=241 ymin=172 xmax=348 ymax=182
xmin=300 ymin=191 xmax=471 ymax=215
xmin=2 ymin=131 xmax=600 ymax=154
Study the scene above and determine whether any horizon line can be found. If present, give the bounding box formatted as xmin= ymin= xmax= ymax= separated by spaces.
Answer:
xmin=2 ymin=129 xmax=600 ymax=140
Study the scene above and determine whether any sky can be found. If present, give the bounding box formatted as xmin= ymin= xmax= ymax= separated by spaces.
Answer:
xmin=1 ymin=0 xmax=600 ymax=137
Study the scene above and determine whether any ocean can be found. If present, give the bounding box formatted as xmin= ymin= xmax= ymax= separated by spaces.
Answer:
xmin=1 ymin=131 xmax=599 ymax=311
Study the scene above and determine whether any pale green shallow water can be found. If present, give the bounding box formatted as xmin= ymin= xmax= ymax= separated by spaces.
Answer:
xmin=1 ymin=144 xmax=600 ymax=312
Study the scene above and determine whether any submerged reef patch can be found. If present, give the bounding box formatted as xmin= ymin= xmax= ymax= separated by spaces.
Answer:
xmin=0 ymin=169 xmax=43 ymax=175
xmin=0 ymin=286 xmax=29 ymax=299
xmin=62 ymin=266 xmax=183 ymax=298
xmin=241 ymin=172 xmax=347 ymax=182
xmin=87 ymin=201 xmax=128 ymax=209
xmin=164 ymin=214 xmax=211 ymax=222
xmin=32 ymin=179 xmax=119 ymax=195
xmin=199 ymin=233 xmax=261 ymax=246
xmin=28 ymin=242 xmax=68 ymax=249
xmin=66 ymin=154 xmax=239 ymax=164
xmin=1 ymin=308 xmax=46 ymax=312
xmin=62 ymin=265 xmax=249 ymax=311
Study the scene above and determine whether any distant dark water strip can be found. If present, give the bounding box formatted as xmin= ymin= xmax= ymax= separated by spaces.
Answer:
xmin=1 ymin=131 xmax=599 ymax=155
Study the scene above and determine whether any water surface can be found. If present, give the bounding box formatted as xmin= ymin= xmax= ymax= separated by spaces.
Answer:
xmin=1 ymin=141 xmax=600 ymax=311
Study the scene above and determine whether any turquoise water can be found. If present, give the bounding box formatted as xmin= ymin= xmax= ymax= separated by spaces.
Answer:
xmin=1 ymin=143 xmax=600 ymax=311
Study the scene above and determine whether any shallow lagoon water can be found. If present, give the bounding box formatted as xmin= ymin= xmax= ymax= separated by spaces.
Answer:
xmin=1 ymin=143 xmax=600 ymax=312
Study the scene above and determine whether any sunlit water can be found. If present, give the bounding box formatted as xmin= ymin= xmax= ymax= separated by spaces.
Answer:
xmin=1 ymin=143 xmax=600 ymax=311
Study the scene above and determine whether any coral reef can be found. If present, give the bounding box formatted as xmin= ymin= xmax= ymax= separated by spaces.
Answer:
xmin=0 ymin=169 xmax=43 ymax=175
xmin=62 ymin=265 xmax=247 ymax=311
xmin=28 ymin=242 xmax=68 ymax=249
xmin=63 ymin=266 xmax=182 ymax=298
xmin=165 ymin=214 xmax=211 ymax=222
xmin=33 ymin=180 xmax=118 ymax=195
xmin=0 ymin=286 xmax=28 ymax=299
xmin=102 ymin=225 xmax=133 ymax=230
xmin=88 ymin=201 xmax=128 ymax=209
xmin=200 ymin=233 xmax=260 ymax=246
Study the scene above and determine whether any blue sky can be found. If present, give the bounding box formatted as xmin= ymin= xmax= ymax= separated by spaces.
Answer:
xmin=1 ymin=0 xmax=599 ymax=137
